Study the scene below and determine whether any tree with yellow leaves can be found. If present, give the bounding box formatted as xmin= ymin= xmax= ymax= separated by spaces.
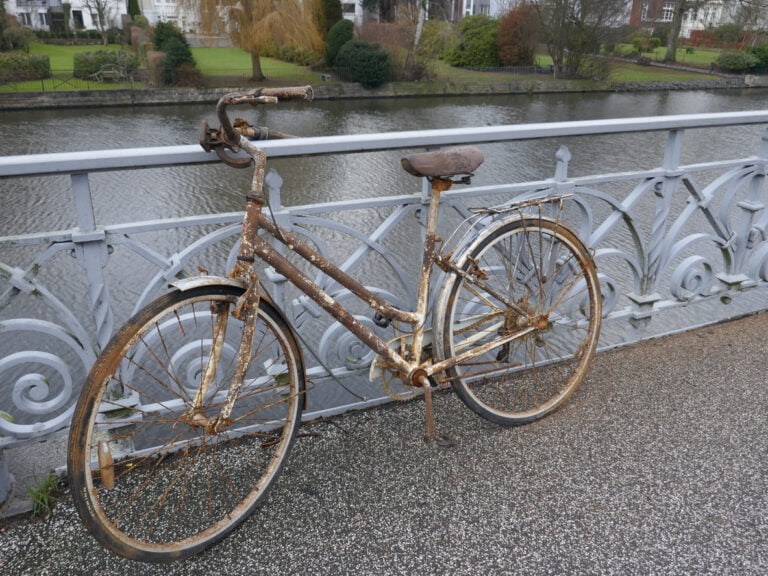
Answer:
xmin=187 ymin=0 xmax=324 ymax=80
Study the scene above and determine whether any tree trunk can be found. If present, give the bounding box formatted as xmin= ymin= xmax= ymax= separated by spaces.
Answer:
xmin=404 ymin=0 xmax=427 ymax=75
xmin=250 ymin=49 xmax=265 ymax=81
xmin=663 ymin=1 xmax=687 ymax=63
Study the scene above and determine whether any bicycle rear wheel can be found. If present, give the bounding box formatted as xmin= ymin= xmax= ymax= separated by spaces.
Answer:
xmin=438 ymin=217 xmax=601 ymax=425
xmin=68 ymin=285 xmax=304 ymax=562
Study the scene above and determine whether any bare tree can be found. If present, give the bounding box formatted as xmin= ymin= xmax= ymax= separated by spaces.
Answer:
xmin=185 ymin=0 xmax=323 ymax=81
xmin=661 ymin=0 xmax=710 ymax=62
xmin=728 ymin=0 xmax=768 ymax=42
xmin=533 ymin=0 xmax=628 ymax=76
xmin=82 ymin=0 xmax=116 ymax=45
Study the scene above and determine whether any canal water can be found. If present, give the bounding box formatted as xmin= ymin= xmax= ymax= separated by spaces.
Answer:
xmin=2 ymin=89 xmax=768 ymax=222
xmin=1 ymin=88 xmax=768 ymax=421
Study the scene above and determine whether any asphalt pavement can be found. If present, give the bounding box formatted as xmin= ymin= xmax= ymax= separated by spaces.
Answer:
xmin=1 ymin=313 xmax=766 ymax=575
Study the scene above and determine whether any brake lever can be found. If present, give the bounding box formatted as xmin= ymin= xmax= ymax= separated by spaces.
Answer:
xmin=199 ymin=120 xmax=251 ymax=169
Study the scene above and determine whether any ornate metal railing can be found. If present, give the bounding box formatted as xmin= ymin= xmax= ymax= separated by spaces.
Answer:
xmin=1 ymin=112 xmax=767 ymax=495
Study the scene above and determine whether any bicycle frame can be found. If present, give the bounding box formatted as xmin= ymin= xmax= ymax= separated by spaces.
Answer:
xmin=229 ymin=137 xmax=539 ymax=386
xmin=235 ymin=139 xmax=440 ymax=385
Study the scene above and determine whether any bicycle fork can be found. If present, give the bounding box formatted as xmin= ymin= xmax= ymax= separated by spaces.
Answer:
xmin=183 ymin=148 xmax=269 ymax=434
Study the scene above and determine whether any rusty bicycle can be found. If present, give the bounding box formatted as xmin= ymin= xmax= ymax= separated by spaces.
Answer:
xmin=67 ymin=86 xmax=602 ymax=562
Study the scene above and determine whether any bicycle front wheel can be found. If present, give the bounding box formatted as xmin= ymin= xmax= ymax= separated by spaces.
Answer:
xmin=67 ymin=285 xmax=305 ymax=562
xmin=439 ymin=217 xmax=601 ymax=425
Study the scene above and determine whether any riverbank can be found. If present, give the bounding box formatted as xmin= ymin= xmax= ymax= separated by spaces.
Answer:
xmin=0 ymin=74 xmax=756 ymax=111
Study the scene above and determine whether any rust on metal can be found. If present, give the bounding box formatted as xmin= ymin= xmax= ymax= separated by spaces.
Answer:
xmin=191 ymin=300 xmax=230 ymax=412
xmin=256 ymin=214 xmax=421 ymax=325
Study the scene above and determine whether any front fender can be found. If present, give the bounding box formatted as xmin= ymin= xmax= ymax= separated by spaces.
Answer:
xmin=169 ymin=275 xmax=305 ymax=409
xmin=170 ymin=275 xmax=247 ymax=292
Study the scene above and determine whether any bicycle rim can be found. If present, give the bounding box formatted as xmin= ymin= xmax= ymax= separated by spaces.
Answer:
xmin=440 ymin=217 xmax=601 ymax=425
xmin=68 ymin=286 xmax=304 ymax=561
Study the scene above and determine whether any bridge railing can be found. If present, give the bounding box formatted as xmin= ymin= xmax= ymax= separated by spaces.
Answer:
xmin=1 ymin=111 xmax=767 ymax=498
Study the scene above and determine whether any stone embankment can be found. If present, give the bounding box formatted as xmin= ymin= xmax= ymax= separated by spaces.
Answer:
xmin=0 ymin=75 xmax=752 ymax=111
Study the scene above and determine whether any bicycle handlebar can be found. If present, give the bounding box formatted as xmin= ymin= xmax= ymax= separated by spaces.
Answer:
xmin=201 ymin=86 xmax=313 ymax=168
xmin=216 ymin=86 xmax=314 ymax=146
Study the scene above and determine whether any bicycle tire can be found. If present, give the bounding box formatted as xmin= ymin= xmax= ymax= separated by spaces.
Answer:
xmin=67 ymin=285 xmax=305 ymax=562
xmin=438 ymin=217 xmax=601 ymax=425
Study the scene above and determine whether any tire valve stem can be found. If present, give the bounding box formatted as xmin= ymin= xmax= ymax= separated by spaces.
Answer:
xmin=98 ymin=440 xmax=115 ymax=490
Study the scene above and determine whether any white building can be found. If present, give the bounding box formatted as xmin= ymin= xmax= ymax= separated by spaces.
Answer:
xmin=6 ymin=0 xmax=123 ymax=32
xmin=4 ymin=0 xmax=192 ymax=33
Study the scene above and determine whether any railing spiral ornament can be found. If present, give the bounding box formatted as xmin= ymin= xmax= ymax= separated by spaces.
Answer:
xmin=0 ymin=318 xmax=95 ymax=439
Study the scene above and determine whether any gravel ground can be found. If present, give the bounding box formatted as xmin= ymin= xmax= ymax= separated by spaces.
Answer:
xmin=1 ymin=313 xmax=766 ymax=575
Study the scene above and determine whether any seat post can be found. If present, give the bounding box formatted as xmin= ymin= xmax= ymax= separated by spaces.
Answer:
xmin=412 ymin=177 xmax=451 ymax=361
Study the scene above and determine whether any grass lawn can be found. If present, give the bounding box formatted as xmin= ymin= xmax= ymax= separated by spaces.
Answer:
xmin=0 ymin=42 xmax=139 ymax=92
xmin=609 ymin=60 xmax=718 ymax=81
xmin=614 ymin=43 xmax=722 ymax=68
xmin=0 ymin=43 xmax=724 ymax=94
xmin=30 ymin=41 xmax=124 ymax=71
xmin=191 ymin=47 xmax=320 ymax=86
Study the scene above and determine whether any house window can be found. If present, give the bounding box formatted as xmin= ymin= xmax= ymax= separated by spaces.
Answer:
xmin=72 ymin=10 xmax=84 ymax=29
xmin=661 ymin=2 xmax=675 ymax=22
xmin=38 ymin=12 xmax=50 ymax=26
xmin=19 ymin=12 xmax=32 ymax=26
xmin=641 ymin=3 xmax=649 ymax=21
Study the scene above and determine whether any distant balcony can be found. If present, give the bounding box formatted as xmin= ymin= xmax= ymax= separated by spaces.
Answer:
xmin=15 ymin=0 xmax=63 ymax=9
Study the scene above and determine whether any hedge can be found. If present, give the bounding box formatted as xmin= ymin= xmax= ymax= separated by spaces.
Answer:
xmin=73 ymin=50 xmax=139 ymax=79
xmin=0 ymin=53 xmax=51 ymax=80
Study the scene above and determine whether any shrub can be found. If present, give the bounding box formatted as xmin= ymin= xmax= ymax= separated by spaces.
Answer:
xmin=651 ymin=25 xmax=670 ymax=46
xmin=127 ymin=0 xmax=142 ymax=20
xmin=444 ymin=15 xmax=500 ymax=68
xmin=497 ymin=4 xmax=538 ymax=66
xmin=334 ymin=39 xmax=391 ymax=88
xmin=162 ymin=36 xmax=194 ymax=70
xmin=170 ymin=62 xmax=203 ymax=87
xmin=325 ymin=18 xmax=354 ymax=66
xmin=0 ymin=53 xmax=50 ymax=80
xmin=417 ymin=20 xmax=455 ymax=60
xmin=152 ymin=22 xmax=197 ymax=85
xmin=747 ymin=44 xmax=768 ymax=67
xmin=580 ymin=56 xmax=611 ymax=81
xmin=716 ymin=50 xmax=758 ymax=72
xmin=714 ymin=23 xmax=743 ymax=45
xmin=73 ymin=50 xmax=138 ymax=78
xmin=262 ymin=40 xmax=319 ymax=65
xmin=153 ymin=21 xmax=183 ymax=52
xmin=3 ymin=26 xmax=36 ymax=52
xmin=632 ymin=36 xmax=660 ymax=54
xmin=316 ymin=0 xmax=343 ymax=38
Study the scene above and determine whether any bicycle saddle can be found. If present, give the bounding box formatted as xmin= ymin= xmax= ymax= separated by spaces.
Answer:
xmin=401 ymin=145 xmax=484 ymax=179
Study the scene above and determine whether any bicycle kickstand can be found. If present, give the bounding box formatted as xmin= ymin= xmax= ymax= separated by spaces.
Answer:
xmin=418 ymin=373 xmax=456 ymax=449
